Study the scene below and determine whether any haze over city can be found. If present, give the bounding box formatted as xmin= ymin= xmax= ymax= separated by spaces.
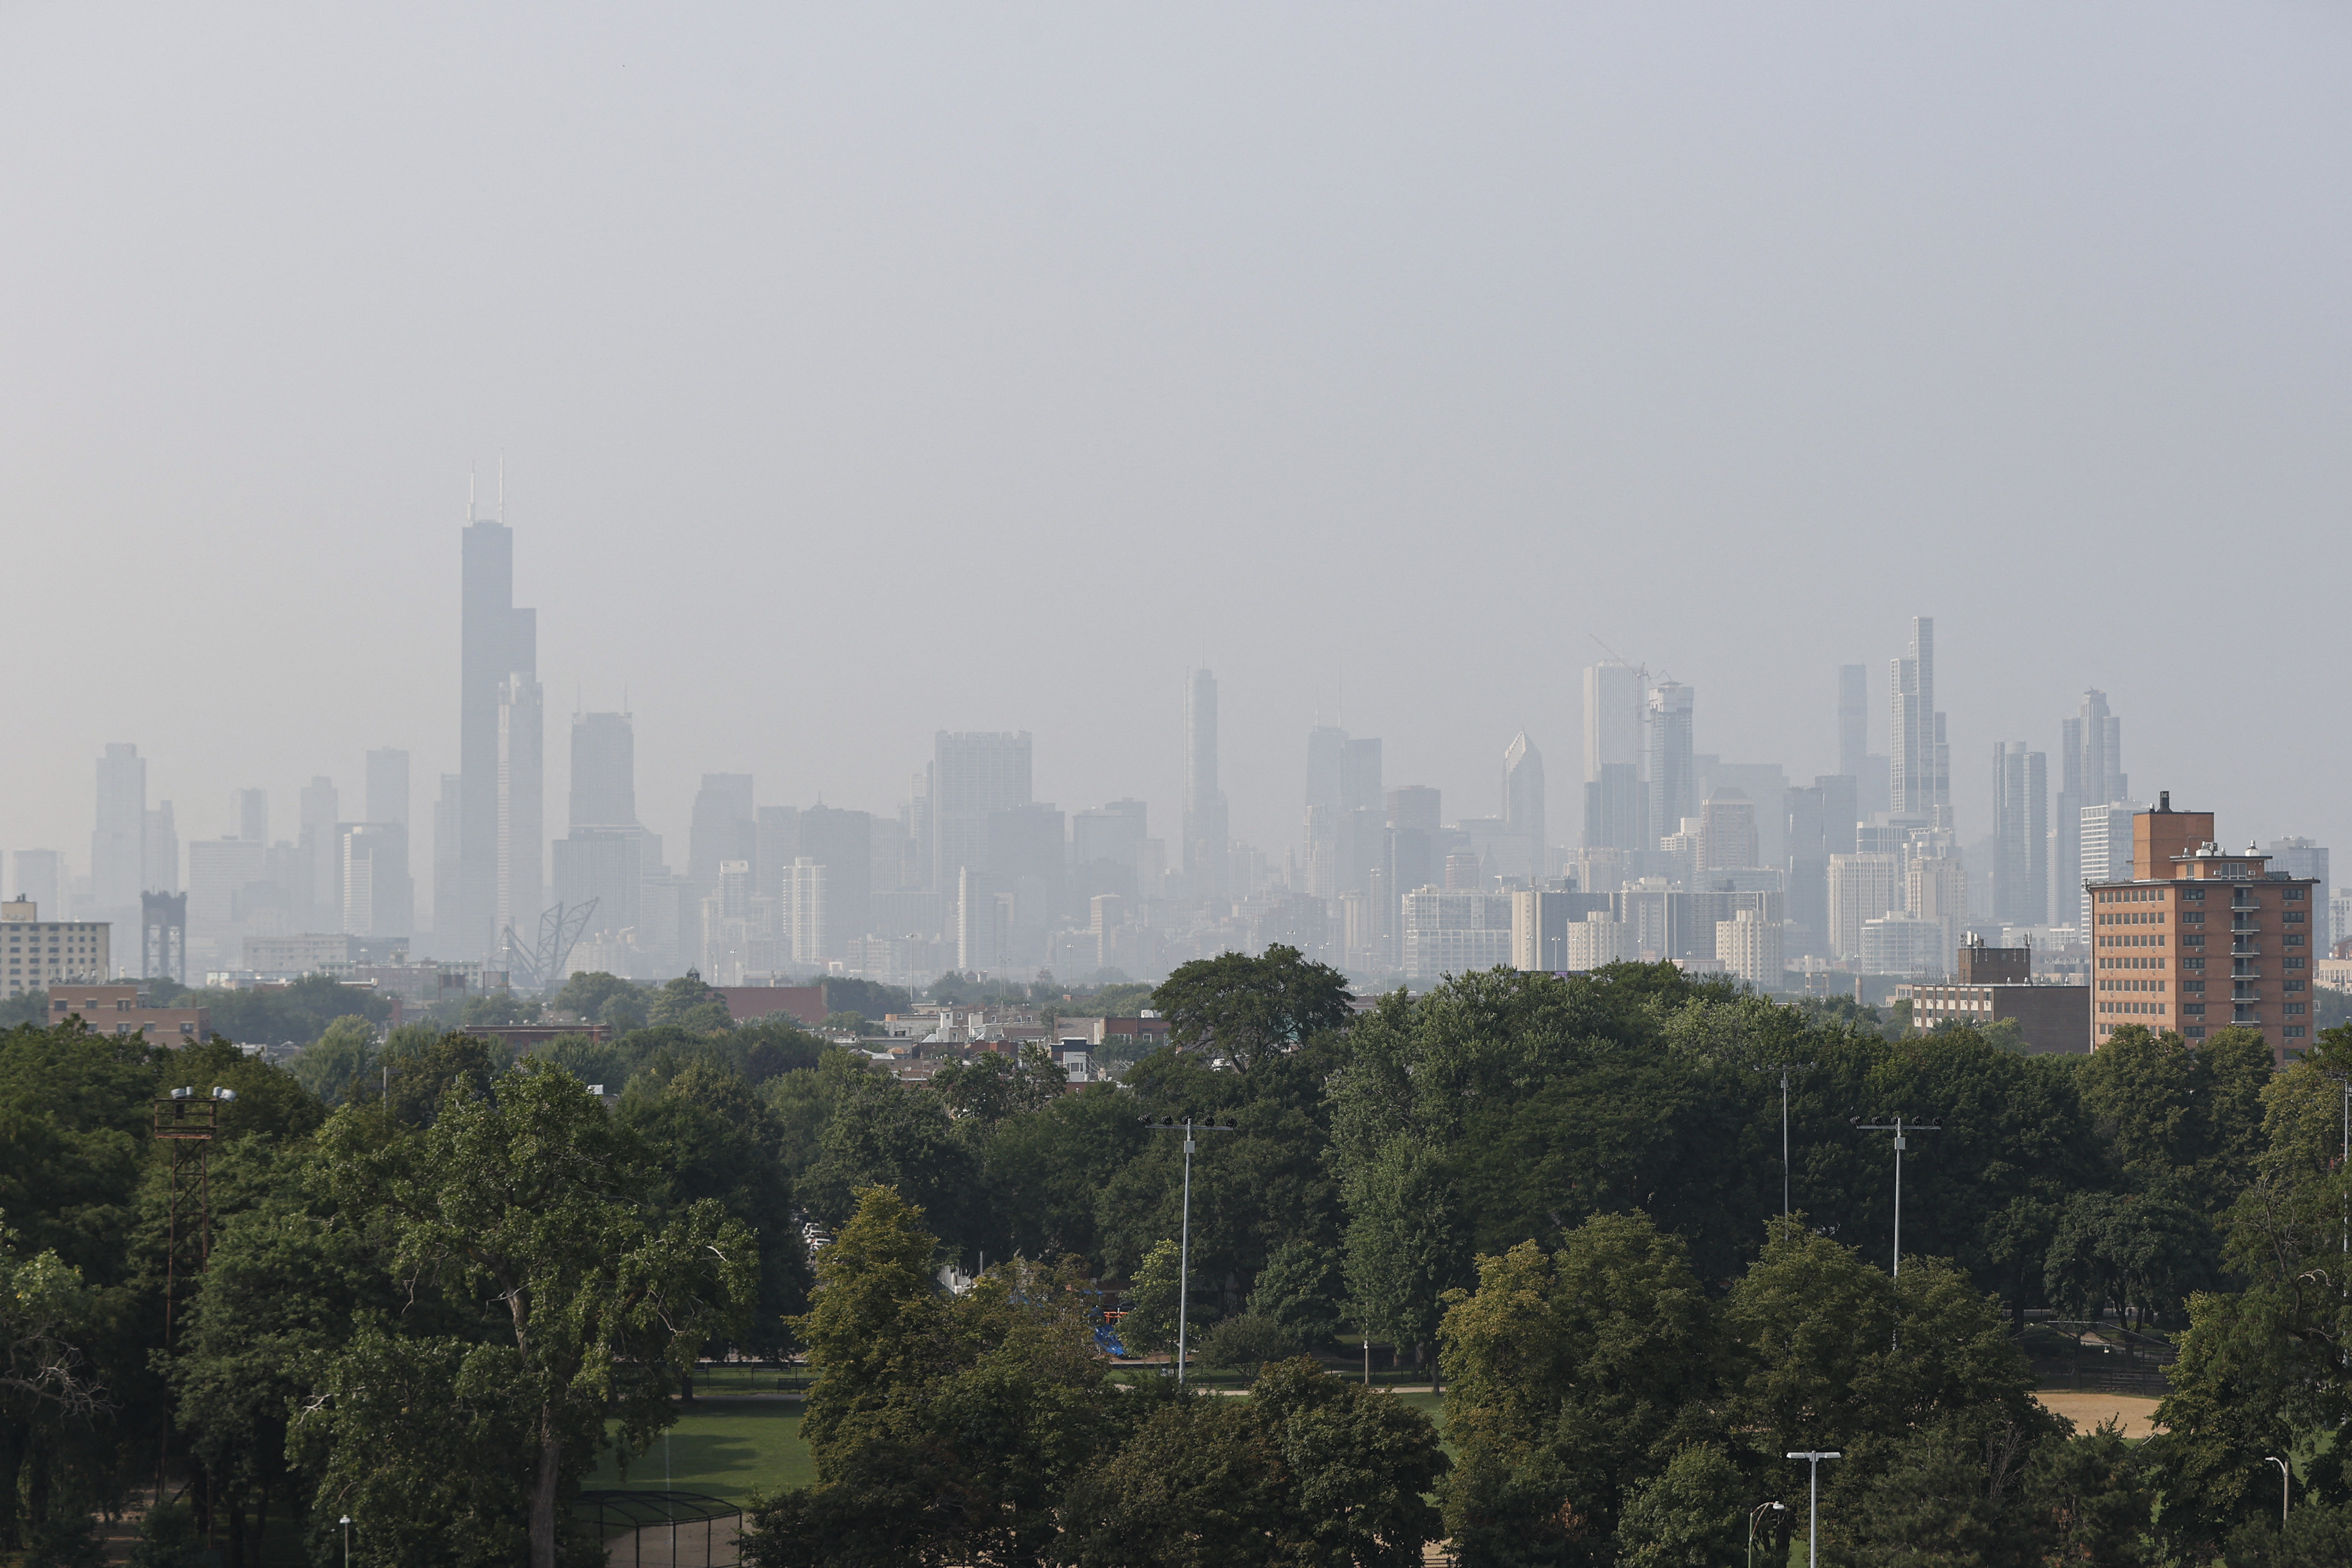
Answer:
xmin=5 ymin=4 xmax=2350 ymax=982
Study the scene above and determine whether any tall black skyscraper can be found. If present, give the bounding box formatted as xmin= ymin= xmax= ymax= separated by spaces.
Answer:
xmin=460 ymin=489 xmax=536 ymax=961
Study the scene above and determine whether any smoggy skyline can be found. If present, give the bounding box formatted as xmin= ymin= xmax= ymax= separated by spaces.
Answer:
xmin=5 ymin=5 xmax=2349 ymax=881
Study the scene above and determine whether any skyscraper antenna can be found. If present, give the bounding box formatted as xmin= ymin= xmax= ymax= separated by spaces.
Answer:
xmin=498 ymin=452 xmax=506 ymax=523
xmin=467 ymin=464 xmax=477 ymax=520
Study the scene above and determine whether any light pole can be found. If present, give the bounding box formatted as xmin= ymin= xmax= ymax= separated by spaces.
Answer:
xmin=1786 ymin=1452 xmax=1841 ymax=1568
xmin=1144 ymin=1114 xmax=1237 ymax=1386
xmin=1754 ymin=1064 xmax=1813 ymax=1219
xmin=1852 ymin=1115 xmax=1940 ymax=1276
xmin=2267 ymin=1455 xmax=2290 ymax=1526
xmin=1746 ymin=1500 xmax=1786 ymax=1568
xmin=339 ymin=1514 xmax=351 ymax=1568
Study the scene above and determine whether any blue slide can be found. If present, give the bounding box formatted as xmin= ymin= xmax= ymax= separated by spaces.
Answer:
xmin=1093 ymin=1324 xmax=1129 ymax=1358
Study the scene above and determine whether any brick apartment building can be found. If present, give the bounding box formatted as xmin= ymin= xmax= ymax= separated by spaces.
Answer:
xmin=50 ymin=985 xmax=211 ymax=1046
xmin=2083 ymin=794 xmax=2320 ymax=1061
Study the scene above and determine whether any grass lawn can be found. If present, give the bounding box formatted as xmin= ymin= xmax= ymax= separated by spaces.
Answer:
xmin=586 ymin=1399 xmax=815 ymax=1505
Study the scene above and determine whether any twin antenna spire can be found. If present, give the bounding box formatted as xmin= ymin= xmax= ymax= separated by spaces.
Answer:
xmin=466 ymin=455 xmax=507 ymax=523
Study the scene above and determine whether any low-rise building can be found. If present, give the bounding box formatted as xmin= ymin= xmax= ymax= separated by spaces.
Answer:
xmin=1 ymin=900 xmax=111 ymax=994
xmin=49 ymin=984 xmax=208 ymax=1045
xmin=242 ymin=932 xmax=362 ymax=977
xmin=1905 ymin=938 xmax=2089 ymax=1053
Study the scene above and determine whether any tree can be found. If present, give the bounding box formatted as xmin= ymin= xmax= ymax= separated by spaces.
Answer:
xmin=649 ymin=972 xmax=733 ymax=1034
xmin=1247 ymin=1238 xmax=1349 ymax=1347
xmin=1613 ymin=1443 xmax=1746 ymax=1568
xmin=289 ymin=1016 xmax=379 ymax=1106
xmin=1152 ymin=945 xmax=1354 ymax=1073
xmin=1122 ymin=1239 xmax=1183 ymax=1359
xmin=307 ymin=1060 xmax=754 ymax=1568
xmin=1344 ymin=1135 xmax=1464 ymax=1374
xmin=551 ymin=971 xmax=647 ymax=1028
xmin=1247 ymin=1355 xmax=1446 ymax=1566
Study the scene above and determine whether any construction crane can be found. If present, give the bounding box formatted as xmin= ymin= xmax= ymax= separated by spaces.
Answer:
xmin=497 ymin=898 xmax=599 ymax=994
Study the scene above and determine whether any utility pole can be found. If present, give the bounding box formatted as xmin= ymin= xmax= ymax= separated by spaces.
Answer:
xmin=1852 ymin=1115 xmax=1940 ymax=1276
xmin=1145 ymin=1114 xmax=1237 ymax=1385
xmin=1786 ymin=1452 xmax=1842 ymax=1568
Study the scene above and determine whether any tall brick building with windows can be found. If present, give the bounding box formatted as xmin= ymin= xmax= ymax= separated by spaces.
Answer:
xmin=2084 ymin=794 xmax=2320 ymax=1062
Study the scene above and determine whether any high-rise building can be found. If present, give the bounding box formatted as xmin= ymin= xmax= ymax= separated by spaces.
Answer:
xmin=568 ymin=713 xmax=636 ymax=831
xmin=800 ymin=805 xmax=874 ymax=958
xmin=495 ymin=674 xmax=544 ymax=944
xmin=366 ymin=748 xmax=411 ymax=829
xmin=1837 ymin=664 xmax=1869 ymax=781
xmin=143 ymin=803 xmax=178 ymax=895
xmin=1503 ymin=732 xmax=1544 ymax=872
xmin=689 ymin=775 xmax=757 ymax=892
xmin=12 ymin=852 xmax=65 ymax=920
xmin=1699 ymin=791 xmax=1759 ymax=872
xmin=1183 ymin=670 xmax=1229 ymax=902
xmin=783 ymin=858 xmax=828 ymax=967
xmin=1992 ymin=743 xmax=2048 ymax=927
xmin=1583 ymin=763 xmax=1646 ymax=854
xmin=1717 ymin=907 xmax=1785 ymax=988
xmin=1386 ymin=786 xmax=1441 ymax=837
xmin=2085 ymin=795 xmax=2320 ymax=1061
xmin=233 ymin=788 xmax=268 ymax=844
xmin=2078 ymin=801 xmax=2144 ymax=937
xmin=1645 ymin=682 xmax=1696 ymax=843
xmin=2269 ymin=839 xmax=2331 ymax=947
xmin=91 ymin=743 xmax=145 ymax=915
xmin=1583 ymin=661 xmax=1645 ymax=783
xmin=1400 ymin=888 xmax=1513 ymax=982
xmin=1072 ymin=800 xmax=1148 ymax=903
xmin=363 ymin=749 xmax=414 ymax=937
xmin=187 ymin=838 xmax=266 ymax=925
xmin=2054 ymin=691 xmax=2126 ymax=929
xmin=1890 ymin=617 xmax=1950 ymax=824
xmin=340 ymin=824 xmax=412 ymax=940
xmin=430 ymin=774 xmax=462 ymax=948
xmin=1907 ymin=855 xmax=1967 ymax=975
xmin=934 ymin=733 xmax=1031 ymax=892
xmin=1828 ymin=852 xmax=1900 ymax=959
xmin=299 ymin=777 xmax=339 ymax=925
xmin=459 ymin=494 xmax=537 ymax=961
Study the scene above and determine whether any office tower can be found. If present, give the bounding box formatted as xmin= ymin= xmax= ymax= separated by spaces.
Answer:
xmin=1785 ymin=785 xmax=1829 ymax=959
xmin=754 ymin=807 xmax=801 ymax=900
xmin=2269 ymin=839 xmax=2330 ymax=945
xmin=1907 ymin=856 xmax=1967 ymax=975
xmin=906 ymin=767 xmax=935 ymax=891
xmin=496 ymin=674 xmax=544 ymax=942
xmin=688 ymin=775 xmax=757 ymax=891
xmin=2077 ymin=801 xmax=2143 ymax=937
xmin=800 ymin=805 xmax=874 ymax=958
xmin=299 ymin=777 xmax=339 ymax=925
xmin=2085 ymin=796 xmax=2320 ymax=1061
xmin=361 ymin=749 xmax=414 ymax=937
xmin=233 ymin=789 xmax=268 ymax=844
xmin=934 ymin=733 xmax=1032 ymax=891
xmin=460 ymin=496 xmax=537 ymax=961
xmin=366 ymin=748 xmax=411 ymax=830
xmin=988 ymin=800 xmax=1066 ymax=951
xmin=1889 ymin=617 xmax=1952 ymax=824
xmin=1386 ymin=787 xmax=1441 ymax=836
xmin=1583 ymin=661 xmax=1645 ymax=784
xmin=1183 ymin=670 xmax=1229 ymax=902
xmin=1696 ymin=762 xmax=1789 ymax=870
xmin=143 ymin=803 xmax=178 ymax=894
xmin=1399 ymin=887 xmax=1514 ymax=982
xmin=1828 ymin=852 xmax=1900 ymax=959
xmin=1583 ymin=763 xmax=1647 ymax=854
xmin=1717 ymin=908 xmax=1785 ymax=989
xmin=2054 ymin=691 xmax=2127 ymax=923
xmin=92 ymin=743 xmax=145 ymax=914
xmin=1073 ymin=799 xmax=1148 ymax=902
xmin=1837 ymin=665 xmax=1868 ymax=780
xmin=568 ymin=714 xmax=636 ymax=831
xmin=956 ymin=867 xmax=1008 ymax=971
xmin=1699 ymin=791 xmax=1759 ymax=872
xmin=1989 ymin=743 xmax=2049 ymax=927
xmin=1645 ymin=682 xmax=1695 ymax=843
xmin=340 ymin=823 xmax=412 ymax=939
xmin=1503 ymin=733 xmax=1544 ymax=871
xmin=783 ymin=858 xmax=828 ymax=967
xmin=13 ymin=851 xmax=64 ymax=919
xmin=188 ymin=838 xmax=266 ymax=925
xmin=553 ymin=829 xmax=640 ymax=935
xmin=1305 ymin=726 xmax=1349 ymax=818
xmin=431 ymin=774 xmax=462 ymax=946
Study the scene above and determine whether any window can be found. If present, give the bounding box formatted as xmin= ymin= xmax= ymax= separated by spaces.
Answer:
xmin=2288 ymin=1026 xmax=2310 ymax=1039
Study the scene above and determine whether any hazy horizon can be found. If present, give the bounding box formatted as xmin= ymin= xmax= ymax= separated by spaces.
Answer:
xmin=6 ymin=5 xmax=2349 ymax=896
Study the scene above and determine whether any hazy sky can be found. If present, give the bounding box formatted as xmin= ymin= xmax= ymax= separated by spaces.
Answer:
xmin=5 ymin=5 xmax=2348 ymax=891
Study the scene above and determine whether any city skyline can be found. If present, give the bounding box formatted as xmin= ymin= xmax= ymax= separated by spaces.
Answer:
xmin=6 ymin=8 xmax=2351 ymax=952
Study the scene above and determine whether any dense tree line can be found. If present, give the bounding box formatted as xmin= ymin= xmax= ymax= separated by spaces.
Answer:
xmin=4 ymin=950 xmax=2351 ymax=1562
